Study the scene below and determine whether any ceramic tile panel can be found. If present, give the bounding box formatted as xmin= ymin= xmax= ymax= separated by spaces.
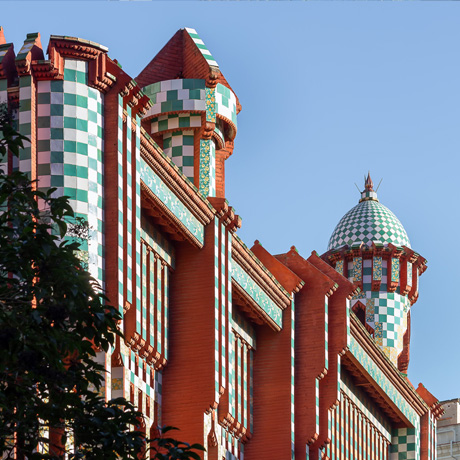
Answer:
xmin=353 ymin=257 xmax=362 ymax=283
xmin=349 ymin=335 xmax=420 ymax=428
xmin=373 ymin=256 xmax=382 ymax=281
xmin=335 ymin=259 xmax=344 ymax=275
xmin=391 ymin=258 xmax=400 ymax=284
xmin=231 ymin=259 xmax=283 ymax=328
xmin=199 ymin=138 xmax=215 ymax=197
xmin=140 ymin=157 xmax=204 ymax=245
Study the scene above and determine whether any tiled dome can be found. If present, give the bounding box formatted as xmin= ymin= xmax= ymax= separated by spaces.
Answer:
xmin=327 ymin=175 xmax=411 ymax=251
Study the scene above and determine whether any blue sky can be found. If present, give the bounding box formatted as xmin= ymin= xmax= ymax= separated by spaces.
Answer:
xmin=1 ymin=1 xmax=458 ymax=401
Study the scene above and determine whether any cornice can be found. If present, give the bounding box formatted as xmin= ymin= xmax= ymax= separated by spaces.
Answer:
xmin=232 ymin=235 xmax=292 ymax=311
xmin=349 ymin=313 xmax=430 ymax=417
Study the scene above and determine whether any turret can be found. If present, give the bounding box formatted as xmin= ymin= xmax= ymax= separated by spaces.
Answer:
xmin=136 ymin=28 xmax=241 ymax=198
xmin=322 ymin=175 xmax=427 ymax=372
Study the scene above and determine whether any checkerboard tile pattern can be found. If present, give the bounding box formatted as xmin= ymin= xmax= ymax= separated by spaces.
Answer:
xmin=35 ymin=60 xmax=105 ymax=287
xmin=216 ymin=83 xmax=238 ymax=127
xmin=163 ymin=130 xmax=195 ymax=181
xmin=352 ymin=286 xmax=410 ymax=365
xmin=142 ymin=78 xmax=206 ymax=118
xmin=18 ymin=75 xmax=32 ymax=176
xmin=328 ymin=198 xmax=411 ymax=251
xmin=151 ymin=113 xmax=201 ymax=133
xmin=391 ymin=427 xmax=418 ymax=460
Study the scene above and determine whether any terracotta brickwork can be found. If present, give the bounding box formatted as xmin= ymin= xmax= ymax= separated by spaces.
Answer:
xmin=0 ymin=27 xmax=442 ymax=460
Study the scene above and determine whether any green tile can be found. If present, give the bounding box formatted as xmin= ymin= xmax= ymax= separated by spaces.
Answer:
xmin=183 ymin=156 xmax=194 ymax=166
xmin=64 ymin=93 xmax=76 ymax=106
xmin=183 ymin=135 xmax=194 ymax=146
xmin=51 ymin=80 xmax=64 ymax=92
xmin=37 ymin=92 xmax=50 ymax=104
xmin=50 ymin=128 xmax=64 ymax=140
xmin=171 ymin=146 xmax=182 ymax=157
xmin=77 ymin=142 xmax=88 ymax=155
xmin=50 ymin=104 xmax=63 ymax=116
xmin=76 ymin=95 xmax=87 ymax=108
xmin=37 ymin=140 xmax=50 ymax=151
xmin=64 ymin=117 xmax=76 ymax=129
xmin=76 ymin=119 xmax=88 ymax=131
xmin=167 ymin=90 xmax=178 ymax=101
xmin=51 ymin=151 xmax=63 ymax=163
xmin=64 ymin=68 xmax=76 ymax=82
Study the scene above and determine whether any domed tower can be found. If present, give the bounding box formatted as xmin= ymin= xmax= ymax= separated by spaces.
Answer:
xmin=322 ymin=174 xmax=427 ymax=373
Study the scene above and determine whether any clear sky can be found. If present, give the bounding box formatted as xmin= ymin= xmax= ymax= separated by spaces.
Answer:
xmin=1 ymin=1 xmax=459 ymax=401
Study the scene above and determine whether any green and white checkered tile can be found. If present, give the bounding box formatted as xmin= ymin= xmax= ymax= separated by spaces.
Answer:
xmin=151 ymin=112 xmax=201 ymax=133
xmin=163 ymin=130 xmax=194 ymax=181
xmin=216 ymin=83 xmax=238 ymax=127
xmin=185 ymin=28 xmax=219 ymax=68
xmin=328 ymin=195 xmax=410 ymax=251
xmin=36 ymin=60 xmax=105 ymax=287
xmin=391 ymin=427 xmax=418 ymax=460
xmin=143 ymin=78 xmax=206 ymax=118
xmin=18 ymin=75 xmax=32 ymax=176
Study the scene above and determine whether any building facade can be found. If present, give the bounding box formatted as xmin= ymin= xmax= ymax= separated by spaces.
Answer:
xmin=0 ymin=26 xmax=443 ymax=459
xmin=437 ymin=399 xmax=460 ymax=460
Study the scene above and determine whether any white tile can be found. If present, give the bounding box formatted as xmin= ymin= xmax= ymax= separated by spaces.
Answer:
xmin=76 ymin=83 xmax=87 ymax=97
xmin=51 ymin=163 xmax=64 ymax=175
xmin=171 ymin=136 xmax=183 ymax=147
xmin=182 ymin=166 xmax=194 ymax=178
xmin=20 ymin=111 xmax=31 ymax=124
xmin=182 ymin=100 xmax=195 ymax=111
xmin=37 ymin=127 xmax=51 ymax=140
xmin=38 ymin=80 xmax=51 ymax=93
xmin=63 ymin=104 xmax=77 ymax=117
xmin=156 ymin=91 xmax=167 ymax=103
xmin=169 ymin=118 xmax=179 ymax=130
xmin=64 ymin=59 xmax=79 ymax=70
xmin=20 ymin=86 xmax=32 ymax=100
xmin=38 ymin=176 xmax=51 ymax=187
xmin=66 ymin=176 xmax=77 ymax=188
xmin=172 ymin=157 xmax=183 ymax=167
xmin=183 ymin=145 xmax=194 ymax=156
xmin=50 ymin=139 xmax=64 ymax=151
xmin=63 ymin=81 xmax=77 ymax=95
xmin=37 ymin=151 xmax=51 ymax=164
xmin=171 ymin=79 xmax=183 ymax=90
xmin=76 ymin=106 xmax=87 ymax=119
xmin=37 ymin=104 xmax=50 ymax=117
xmin=160 ymin=80 xmax=172 ymax=92
xmin=178 ymin=89 xmax=189 ymax=100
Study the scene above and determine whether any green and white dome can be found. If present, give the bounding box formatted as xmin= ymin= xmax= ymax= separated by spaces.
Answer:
xmin=327 ymin=175 xmax=411 ymax=251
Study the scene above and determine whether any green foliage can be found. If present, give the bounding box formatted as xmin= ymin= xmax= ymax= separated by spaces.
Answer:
xmin=0 ymin=116 xmax=144 ymax=458
xmin=149 ymin=427 xmax=206 ymax=460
